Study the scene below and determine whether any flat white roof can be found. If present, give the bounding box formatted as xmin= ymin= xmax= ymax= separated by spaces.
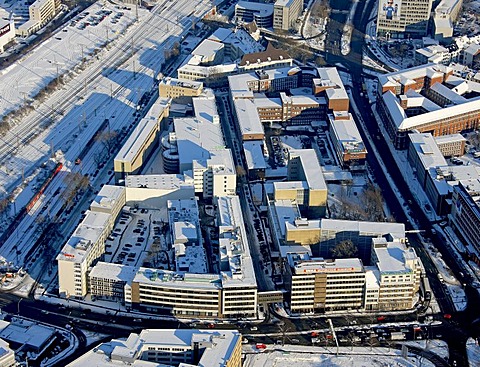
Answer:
xmin=115 ymin=116 xmax=158 ymax=163
xmin=408 ymin=133 xmax=447 ymax=170
xmin=329 ymin=113 xmax=365 ymax=153
xmin=216 ymin=196 xmax=257 ymax=288
xmin=0 ymin=321 xmax=54 ymax=350
xmin=293 ymin=256 xmax=364 ymax=274
xmin=233 ymin=98 xmax=265 ymax=138
xmin=125 ymin=174 xmax=194 ymax=190
xmin=206 ymin=149 xmax=236 ymax=175
xmin=91 ymin=185 xmax=126 ymax=212
xmin=193 ymin=93 xmax=218 ymax=124
xmin=236 ymin=0 xmax=273 ymax=16
xmin=192 ymin=39 xmax=224 ymax=59
xmin=434 ymin=133 xmax=467 ymax=144
xmin=133 ymin=268 xmax=221 ymax=290
xmin=320 ymin=218 xmax=405 ymax=239
xmin=372 ymin=238 xmax=418 ymax=274
xmin=57 ymin=211 xmax=111 ymax=263
xmin=68 ymin=329 xmax=241 ymax=367
xmin=243 ymin=141 xmax=266 ymax=170
xmin=161 ymin=77 xmax=203 ymax=90
xmin=89 ymin=262 xmax=137 ymax=283
xmin=273 ymin=199 xmax=301 ymax=238
xmin=289 ymin=149 xmax=327 ymax=191
xmin=208 ymin=28 xmax=233 ymax=43
xmin=174 ymin=116 xmax=225 ymax=170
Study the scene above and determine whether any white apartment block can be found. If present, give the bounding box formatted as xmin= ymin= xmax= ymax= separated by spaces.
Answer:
xmin=433 ymin=0 xmax=463 ymax=42
xmin=57 ymin=210 xmax=113 ymax=298
xmin=67 ymin=329 xmax=243 ymax=367
xmin=29 ymin=0 xmax=56 ymax=24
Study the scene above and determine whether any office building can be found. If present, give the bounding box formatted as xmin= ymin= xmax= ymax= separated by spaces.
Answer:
xmin=67 ymin=329 xmax=242 ymax=367
xmin=433 ymin=0 xmax=463 ymax=42
xmin=229 ymin=66 xmax=348 ymax=145
xmin=57 ymin=210 xmax=113 ymax=298
xmin=235 ymin=1 xmax=273 ymax=28
xmin=29 ymin=0 xmax=56 ymax=25
xmin=89 ymin=262 xmax=137 ymax=301
xmin=377 ymin=64 xmax=480 ymax=149
xmin=434 ymin=133 xmax=466 ymax=157
xmin=407 ymin=133 xmax=480 ymax=214
xmin=376 ymin=0 xmax=434 ymax=39
xmin=273 ymin=149 xmax=328 ymax=217
xmin=177 ymin=27 xmax=264 ymax=84
xmin=450 ymin=180 xmax=480 ymax=255
xmin=287 ymin=235 xmax=422 ymax=313
xmin=0 ymin=19 xmax=15 ymax=53
xmin=273 ymin=0 xmax=303 ymax=31
xmin=114 ymin=99 xmax=170 ymax=181
xmin=328 ymin=112 xmax=367 ymax=171
xmin=17 ymin=0 xmax=57 ymax=36
xmin=162 ymin=94 xmax=236 ymax=198
xmin=159 ymin=77 xmax=204 ymax=98
xmin=81 ymin=187 xmax=256 ymax=318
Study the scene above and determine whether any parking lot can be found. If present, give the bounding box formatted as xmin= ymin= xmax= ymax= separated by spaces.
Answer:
xmin=104 ymin=207 xmax=170 ymax=269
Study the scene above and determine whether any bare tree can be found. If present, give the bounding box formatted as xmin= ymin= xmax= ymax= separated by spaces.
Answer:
xmin=0 ymin=195 xmax=12 ymax=218
xmin=330 ymin=239 xmax=358 ymax=259
xmin=61 ymin=172 xmax=90 ymax=207
xmin=95 ymin=130 xmax=118 ymax=154
xmin=236 ymin=165 xmax=246 ymax=178
xmin=360 ymin=182 xmax=385 ymax=222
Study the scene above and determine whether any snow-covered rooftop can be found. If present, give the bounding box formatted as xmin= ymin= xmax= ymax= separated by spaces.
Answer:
xmin=174 ymin=116 xmax=225 ymax=171
xmin=232 ymin=98 xmax=265 ymax=138
xmin=67 ymin=329 xmax=241 ymax=367
xmin=89 ymin=262 xmax=137 ymax=283
xmin=288 ymin=149 xmax=327 ymax=191
xmin=328 ymin=113 xmax=365 ymax=153
xmin=292 ymin=256 xmax=364 ymax=274
xmin=90 ymin=185 xmax=126 ymax=213
xmin=371 ymin=238 xmax=415 ymax=274
xmin=216 ymin=195 xmax=257 ymax=288
xmin=320 ymin=219 xmax=405 ymax=239
xmin=125 ymin=174 xmax=194 ymax=190
xmin=243 ymin=141 xmax=266 ymax=170
xmin=57 ymin=210 xmax=111 ymax=263
xmin=409 ymin=133 xmax=448 ymax=170
xmin=132 ymin=268 xmax=221 ymax=289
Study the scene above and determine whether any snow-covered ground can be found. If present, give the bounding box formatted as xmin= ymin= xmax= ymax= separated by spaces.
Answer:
xmin=0 ymin=0 xmax=214 ymax=274
xmin=466 ymin=337 xmax=480 ymax=367
xmin=402 ymin=339 xmax=449 ymax=360
xmin=243 ymin=345 xmax=437 ymax=367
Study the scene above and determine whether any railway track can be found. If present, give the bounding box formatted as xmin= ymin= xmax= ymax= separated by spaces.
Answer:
xmin=0 ymin=0 xmax=211 ymax=267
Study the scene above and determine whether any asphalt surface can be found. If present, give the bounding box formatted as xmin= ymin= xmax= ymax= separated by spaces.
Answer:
xmin=320 ymin=0 xmax=479 ymax=364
